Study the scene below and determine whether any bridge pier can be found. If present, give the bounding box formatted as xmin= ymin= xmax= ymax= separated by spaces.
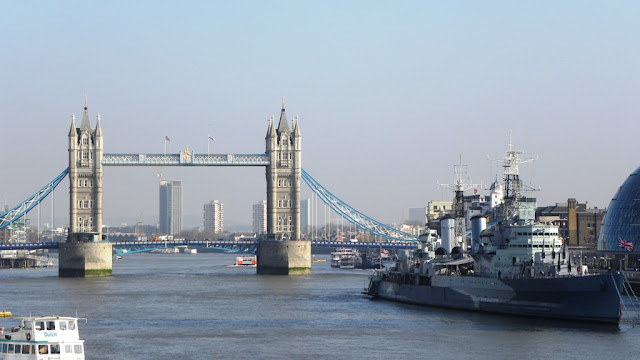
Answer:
xmin=59 ymin=242 xmax=112 ymax=277
xmin=257 ymin=240 xmax=311 ymax=275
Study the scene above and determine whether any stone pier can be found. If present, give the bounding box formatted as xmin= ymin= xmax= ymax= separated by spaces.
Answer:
xmin=257 ymin=240 xmax=311 ymax=275
xmin=58 ymin=242 xmax=112 ymax=277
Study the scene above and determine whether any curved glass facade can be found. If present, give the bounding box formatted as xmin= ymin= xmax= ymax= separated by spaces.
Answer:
xmin=598 ymin=166 xmax=640 ymax=253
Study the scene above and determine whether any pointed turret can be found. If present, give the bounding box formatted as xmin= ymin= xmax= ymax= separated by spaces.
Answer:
xmin=277 ymin=96 xmax=289 ymax=134
xmin=95 ymin=113 xmax=102 ymax=137
xmin=80 ymin=98 xmax=91 ymax=132
xmin=292 ymin=114 xmax=301 ymax=138
xmin=68 ymin=113 xmax=78 ymax=138
xmin=266 ymin=115 xmax=276 ymax=139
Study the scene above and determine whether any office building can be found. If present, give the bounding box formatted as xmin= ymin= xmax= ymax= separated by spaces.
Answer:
xmin=203 ymin=200 xmax=224 ymax=233
xmin=537 ymin=198 xmax=605 ymax=248
xmin=253 ymin=200 xmax=267 ymax=235
xmin=159 ymin=180 xmax=182 ymax=235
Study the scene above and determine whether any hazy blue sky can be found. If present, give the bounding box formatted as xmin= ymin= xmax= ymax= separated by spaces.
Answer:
xmin=1 ymin=1 xmax=639 ymax=229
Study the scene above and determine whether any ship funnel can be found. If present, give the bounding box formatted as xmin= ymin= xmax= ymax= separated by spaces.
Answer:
xmin=440 ymin=217 xmax=455 ymax=255
xmin=471 ymin=215 xmax=486 ymax=252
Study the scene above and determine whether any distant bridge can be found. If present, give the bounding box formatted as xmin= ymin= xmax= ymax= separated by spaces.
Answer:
xmin=0 ymin=240 xmax=417 ymax=253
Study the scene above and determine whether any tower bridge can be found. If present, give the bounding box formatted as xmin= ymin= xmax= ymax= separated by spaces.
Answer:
xmin=0 ymin=99 xmax=418 ymax=277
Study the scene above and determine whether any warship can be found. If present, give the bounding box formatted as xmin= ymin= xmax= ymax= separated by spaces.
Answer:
xmin=366 ymin=141 xmax=623 ymax=324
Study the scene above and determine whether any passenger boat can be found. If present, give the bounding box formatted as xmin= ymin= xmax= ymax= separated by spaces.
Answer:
xmin=0 ymin=315 xmax=86 ymax=359
xmin=330 ymin=248 xmax=355 ymax=268
xmin=150 ymin=247 xmax=179 ymax=254
xmin=235 ymin=255 xmax=257 ymax=266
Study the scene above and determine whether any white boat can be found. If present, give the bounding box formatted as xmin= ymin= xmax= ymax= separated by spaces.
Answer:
xmin=0 ymin=315 xmax=86 ymax=359
xmin=150 ymin=247 xmax=179 ymax=254
xmin=235 ymin=255 xmax=257 ymax=266
xmin=330 ymin=248 xmax=356 ymax=268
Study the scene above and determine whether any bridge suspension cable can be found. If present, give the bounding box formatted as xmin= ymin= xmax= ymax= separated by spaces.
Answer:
xmin=301 ymin=169 xmax=417 ymax=242
xmin=0 ymin=168 xmax=69 ymax=230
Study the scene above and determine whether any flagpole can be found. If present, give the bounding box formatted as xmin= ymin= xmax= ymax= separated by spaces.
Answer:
xmin=207 ymin=134 xmax=210 ymax=156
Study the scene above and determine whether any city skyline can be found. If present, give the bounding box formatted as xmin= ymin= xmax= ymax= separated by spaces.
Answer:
xmin=2 ymin=1 xmax=639 ymax=229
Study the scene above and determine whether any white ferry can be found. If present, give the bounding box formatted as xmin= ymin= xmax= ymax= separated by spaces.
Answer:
xmin=330 ymin=248 xmax=356 ymax=268
xmin=0 ymin=315 xmax=85 ymax=359
xmin=235 ymin=255 xmax=257 ymax=266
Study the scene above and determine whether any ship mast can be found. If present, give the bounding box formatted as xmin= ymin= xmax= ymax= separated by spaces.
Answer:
xmin=439 ymin=156 xmax=480 ymax=251
xmin=490 ymin=132 xmax=537 ymax=221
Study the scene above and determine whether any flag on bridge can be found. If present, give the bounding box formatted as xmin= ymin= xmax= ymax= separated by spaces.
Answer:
xmin=619 ymin=237 xmax=634 ymax=252
xmin=208 ymin=135 xmax=215 ymax=141
xmin=165 ymin=136 xmax=170 ymax=142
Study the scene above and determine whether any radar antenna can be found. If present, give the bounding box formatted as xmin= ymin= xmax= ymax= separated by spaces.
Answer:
xmin=488 ymin=131 xmax=538 ymax=220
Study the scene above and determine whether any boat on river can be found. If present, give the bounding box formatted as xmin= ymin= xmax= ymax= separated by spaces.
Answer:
xmin=366 ymin=141 xmax=624 ymax=324
xmin=235 ymin=255 xmax=257 ymax=266
xmin=330 ymin=248 xmax=355 ymax=268
xmin=0 ymin=315 xmax=86 ymax=359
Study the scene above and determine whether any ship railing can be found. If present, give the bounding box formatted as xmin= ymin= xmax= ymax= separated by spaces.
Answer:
xmin=621 ymin=272 xmax=640 ymax=323
xmin=612 ymin=272 xmax=640 ymax=324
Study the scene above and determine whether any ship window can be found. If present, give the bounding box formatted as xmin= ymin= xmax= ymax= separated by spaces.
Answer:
xmin=65 ymin=345 xmax=72 ymax=353
xmin=51 ymin=344 xmax=60 ymax=354
xmin=2 ymin=343 xmax=6 ymax=353
xmin=74 ymin=345 xmax=83 ymax=354
xmin=47 ymin=321 xmax=55 ymax=330
xmin=38 ymin=345 xmax=48 ymax=354
xmin=36 ymin=321 xmax=44 ymax=330
xmin=22 ymin=344 xmax=30 ymax=354
xmin=68 ymin=321 xmax=75 ymax=330
xmin=8 ymin=344 xmax=14 ymax=353
xmin=59 ymin=321 xmax=67 ymax=330
xmin=14 ymin=345 xmax=21 ymax=354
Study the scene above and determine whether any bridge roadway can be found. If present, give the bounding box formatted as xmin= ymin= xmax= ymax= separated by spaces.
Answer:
xmin=0 ymin=240 xmax=418 ymax=251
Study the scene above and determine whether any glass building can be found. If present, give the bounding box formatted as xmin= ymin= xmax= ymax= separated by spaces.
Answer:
xmin=159 ymin=180 xmax=182 ymax=235
xmin=597 ymin=166 xmax=640 ymax=253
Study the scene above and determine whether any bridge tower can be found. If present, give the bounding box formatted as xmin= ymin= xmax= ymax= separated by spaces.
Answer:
xmin=258 ymin=99 xmax=310 ymax=274
xmin=60 ymin=100 xmax=112 ymax=277
xmin=265 ymin=98 xmax=301 ymax=240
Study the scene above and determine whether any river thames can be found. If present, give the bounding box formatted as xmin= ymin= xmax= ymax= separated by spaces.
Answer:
xmin=1 ymin=252 xmax=640 ymax=360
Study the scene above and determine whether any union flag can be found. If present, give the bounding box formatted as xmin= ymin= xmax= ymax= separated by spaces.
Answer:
xmin=619 ymin=237 xmax=634 ymax=252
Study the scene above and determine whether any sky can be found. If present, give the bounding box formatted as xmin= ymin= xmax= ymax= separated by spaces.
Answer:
xmin=1 ymin=1 xmax=639 ymax=230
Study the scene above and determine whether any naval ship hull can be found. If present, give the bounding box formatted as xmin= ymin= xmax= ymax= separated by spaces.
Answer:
xmin=369 ymin=272 xmax=623 ymax=324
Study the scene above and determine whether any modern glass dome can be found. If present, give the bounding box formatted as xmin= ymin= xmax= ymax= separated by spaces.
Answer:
xmin=598 ymin=165 xmax=640 ymax=253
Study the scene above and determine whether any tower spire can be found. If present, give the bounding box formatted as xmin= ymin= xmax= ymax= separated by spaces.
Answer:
xmin=68 ymin=113 xmax=77 ymax=137
xmin=80 ymin=96 xmax=91 ymax=132
xmin=277 ymin=96 xmax=289 ymax=134
xmin=95 ymin=112 xmax=102 ymax=136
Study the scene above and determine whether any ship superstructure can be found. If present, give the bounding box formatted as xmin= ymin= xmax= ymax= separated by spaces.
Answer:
xmin=0 ymin=315 xmax=86 ymax=359
xmin=366 ymin=139 xmax=623 ymax=324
